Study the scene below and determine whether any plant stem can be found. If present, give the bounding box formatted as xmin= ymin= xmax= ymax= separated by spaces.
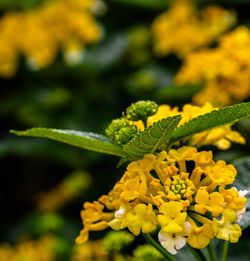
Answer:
xmin=207 ymin=243 xmax=217 ymax=261
xmin=143 ymin=233 xmax=177 ymax=261
xmin=187 ymin=245 xmax=209 ymax=261
xmin=222 ymin=241 xmax=229 ymax=261
xmin=142 ymin=118 xmax=147 ymax=129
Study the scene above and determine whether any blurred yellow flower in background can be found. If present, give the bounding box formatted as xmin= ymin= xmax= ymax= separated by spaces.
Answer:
xmin=0 ymin=0 xmax=101 ymax=77
xmin=175 ymin=26 xmax=250 ymax=106
xmin=0 ymin=236 xmax=56 ymax=261
xmin=36 ymin=171 xmax=91 ymax=212
xmin=151 ymin=0 xmax=236 ymax=58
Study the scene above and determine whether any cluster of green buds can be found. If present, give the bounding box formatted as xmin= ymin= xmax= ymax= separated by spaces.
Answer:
xmin=102 ymin=231 xmax=134 ymax=254
xmin=132 ymin=245 xmax=164 ymax=261
xmin=105 ymin=118 xmax=137 ymax=145
xmin=126 ymin=100 xmax=158 ymax=122
xmin=170 ymin=180 xmax=187 ymax=197
xmin=106 ymin=100 xmax=158 ymax=145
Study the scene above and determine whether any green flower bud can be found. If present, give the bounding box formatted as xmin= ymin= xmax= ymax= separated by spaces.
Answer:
xmin=102 ymin=231 xmax=134 ymax=254
xmin=126 ymin=100 xmax=158 ymax=121
xmin=106 ymin=118 xmax=137 ymax=145
xmin=116 ymin=125 xmax=137 ymax=145
xmin=105 ymin=118 xmax=130 ymax=142
xmin=132 ymin=244 xmax=164 ymax=261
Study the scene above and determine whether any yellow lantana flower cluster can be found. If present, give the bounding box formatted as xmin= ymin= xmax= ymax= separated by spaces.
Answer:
xmin=134 ymin=102 xmax=245 ymax=150
xmin=175 ymin=26 xmax=250 ymax=106
xmin=0 ymin=0 xmax=101 ymax=77
xmin=76 ymin=147 xmax=248 ymax=255
xmin=151 ymin=0 xmax=236 ymax=58
xmin=0 ymin=236 xmax=56 ymax=261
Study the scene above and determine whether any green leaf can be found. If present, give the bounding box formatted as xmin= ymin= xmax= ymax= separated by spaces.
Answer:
xmin=123 ymin=115 xmax=182 ymax=160
xmin=232 ymin=157 xmax=250 ymax=230
xmin=170 ymin=102 xmax=250 ymax=143
xmin=10 ymin=128 xmax=126 ymax=158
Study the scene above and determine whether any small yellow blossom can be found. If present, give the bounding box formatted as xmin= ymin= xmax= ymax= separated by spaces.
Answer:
xmin=157 ymin=202 xmax=187 ymax=234
xmin=212 ymin=209 xmax=242 ymax=243
xmin=219 ymin=187 xmax=247 ymax=211
xmin=205 ymin=160 xmax=237 ymax=191
xmin=158 ymin=221 xmax=191 ymax=255
xmin=109 ymin=204 xmax=157 ymax=236
xmin=187 ymin=219 xmax=215 ymax=249
xmin=194 ymin=188 xmax=224 ymax=217
xmin=76 ymin=201 xmax=114 ymax=244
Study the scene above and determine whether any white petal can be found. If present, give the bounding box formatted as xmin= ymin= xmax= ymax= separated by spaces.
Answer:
xmin=175 ymin=235 xmax=187 ymax=250
xmin=167 ymin=245 xmax=177 ymax=255
xmin=160 ymin=240 xmax=177 ymax=255
xmin=184 ymin=221 xmax=191 ymax=236
xmin=236 ymin=215 xmax=243 ymax=223
xmin=115 ymin=208 xmax=126 ymax=218
xmin=239 ymin=190 xmax=248 ymax=198
xmin=158 ymin=230 xmax=171 ymax=242
xmin=236 ymin=207 xmax=246 ymax=223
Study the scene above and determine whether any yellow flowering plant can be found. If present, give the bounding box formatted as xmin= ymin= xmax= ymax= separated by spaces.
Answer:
xmin=11 ymin=100 xmax=250 ymax=261
xmin=0 ymin=0 xmax=101 ymax=77
xmin=151 ymin=0 xmax=236 ymax=58
xmin=0 ymin=235 xmax=57 ymax=261
xmin=175 ymin=26 xmax=250 ymax=106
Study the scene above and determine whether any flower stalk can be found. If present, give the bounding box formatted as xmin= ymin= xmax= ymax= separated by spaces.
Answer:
xmin=143 ymin=233 xmax=177 ymax=261
xmin=187 ymin=244 xmax=209 ymax=261
xmin=207 ymin=243 xmax=217 ymax=261
xmin=222 ymin=241 xmax=230 ymax=261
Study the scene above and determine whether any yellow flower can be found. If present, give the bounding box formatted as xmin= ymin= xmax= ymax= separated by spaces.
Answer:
xmin=157 ymin=202 xmax=187 ymax=234
xmin=212 ymin=209 xmax=242 ymax=243
xmin=158 ymin=221 xmax=191 ymax=255
xmin=0 ymin=236 xmax=57 ymax=261
xmin=205 ymin=160 xmax=237 ymax=191
xmin=187 ymin=218 xmax=215 ymax=249
xmin=76 ymin=201 xmax=114 ymax=244
xmin=76 ymin=147 xmax=247 ymax=252
xmin=194 ymin=188 xmax=224 ymax=217
xmin=109 ymin=204 xmax=157 ymax=236
xmin=175 ymin=26 xmax=250 ymax=106
xmin=219 ymin=187 xmax=247 ymax=211
xmin=151 ymin=0 xmax=236 ymax=58
xmin=0 ymin=0 xmax=100 ymax=78
xmin=113 ymin=169 xmax=148 ymax=203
